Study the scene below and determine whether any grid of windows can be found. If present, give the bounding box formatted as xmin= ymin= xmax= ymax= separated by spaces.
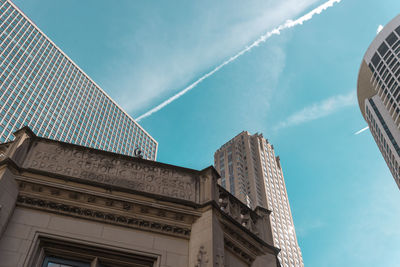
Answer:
xmin=214 ymin=131 xmax=304 ymax=267
xmin=0 ymin=0 xmax=157 ymax=160
xmin=260 ymin=140 xmax=303 ymax=267
xmin=360 ymin=16 xmax=400 ymax=189
xmin=366 ymin=99 xmax=400 ymax=186
xmin=368 ymin=24 xmax=400 ymax=128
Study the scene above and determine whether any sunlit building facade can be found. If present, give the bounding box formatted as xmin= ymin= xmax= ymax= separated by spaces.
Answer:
xmin=0 ymin=0 xmax=157 ymax=160
xmin=357 ymin=14 xmax=400 ymax=188
xmin=214 ymin=131 xmax=304 ymax=267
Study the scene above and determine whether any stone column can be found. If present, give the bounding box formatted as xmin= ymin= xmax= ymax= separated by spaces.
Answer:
xmin=4 ymin=127 xmax=35 ymax=166
xmin=0 ymin=168 xmax=18 ymax=238
xmin=189 ymin=167 xmax=225 ymax=266
xmin=189 ymin=208 xmax=225 ymax=267
xmin=254 ymin=206 xmax=274 ymax=244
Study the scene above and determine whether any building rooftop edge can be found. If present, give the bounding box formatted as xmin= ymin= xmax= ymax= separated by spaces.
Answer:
xmin=10 ymin=126 xmax=208 ymax=175
xmin=357 ymin=14 xmax=400 ymax=118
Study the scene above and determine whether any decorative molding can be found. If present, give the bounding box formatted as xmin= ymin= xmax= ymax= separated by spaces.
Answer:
xmin=217 ymin=186 xmax=259 ymax=235
xmin=17 ymin=195 xmax=191 ymax=238
xmin=14 ymin=175 xmax=202 ymax=216
xmin=16 ymin=181 xmax=195 ymax=238
xmin=224 ymin=238 xmax=254 ymax=264
xmin=221 ymin=221 xmax=260 ymax=254
xmin=26 ymin=234 xmax=158 ymax=267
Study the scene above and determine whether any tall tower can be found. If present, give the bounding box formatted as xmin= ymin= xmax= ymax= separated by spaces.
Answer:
xmin=214 ymin=131 xmax=304 ymax=267
xmin=0 ymin=0 xmax=157 ymax=160
xmin=357 ymin=14 xmax=400 ymax=189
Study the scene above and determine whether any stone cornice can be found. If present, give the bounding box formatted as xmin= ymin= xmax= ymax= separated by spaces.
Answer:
xmin=16 ymin=175 xmax=202 ymax=216
xmin=17 ymin=127 xmax=205 ymax=176
xmin=17 ymin=195 xmax=191 ymax=238
xmin=16 ymin=179 xmax=197 ymax=239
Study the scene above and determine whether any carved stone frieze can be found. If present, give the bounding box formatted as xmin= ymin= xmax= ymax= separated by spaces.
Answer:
xmin=23 ymin=141 xmax=197 ymax=201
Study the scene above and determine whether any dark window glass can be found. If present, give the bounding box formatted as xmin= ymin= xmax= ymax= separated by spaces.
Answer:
xmin=42 ymin=257 xmax=90 ymax=267
xmin=221 ymin=178 xmax=226 ymax=188
xmin=387 ymin=32 xmax=398 ymax=46
xmin=396 ymin=25 xmax=400 ymax=36
xmin=393 ymin=86 xmax=400 ymax=98
xmin=368 ymin=63 xmax=374 ymax=72
xmin=372 ymin=53 xmax=381 ymax=67
xmin=378 ymin=42 xmax=389 ymax=56
xmin=229 ymin=176 xmax=235 ymax=194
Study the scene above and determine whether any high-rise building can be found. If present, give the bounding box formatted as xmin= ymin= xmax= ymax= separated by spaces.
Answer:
xmin=214 ymin=131 xmax=304 ymax=267
xmin=0 ymin=0 xmax=157 ymax=160
xmin=357 ymin=15 xmax=400 ymax=188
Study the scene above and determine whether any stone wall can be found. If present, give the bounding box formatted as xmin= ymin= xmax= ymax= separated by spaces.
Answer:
xmin=0 ymin=207 xmax=188 ymax=267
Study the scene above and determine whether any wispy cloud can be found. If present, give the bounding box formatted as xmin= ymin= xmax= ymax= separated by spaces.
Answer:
xmin=296 ymin=219 xmax=326 ymax=238
xmin=135 ymin=0 xmax=342 ymax=121
xmin=354 ymin=126 xmax=369 ymax=135
xmin=377 ymin=25 xmax=384 ymax=34
xmin=107 ymin=0 xmax=320 ymax=113
xmin=274 ymin=91 xmax=356 ymax=130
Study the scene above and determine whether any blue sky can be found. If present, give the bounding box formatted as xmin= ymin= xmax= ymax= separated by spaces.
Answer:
xmin=14 ymin=0 xmax=400 ymax=265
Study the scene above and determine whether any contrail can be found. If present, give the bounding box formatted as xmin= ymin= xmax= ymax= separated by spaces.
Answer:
xmin=135 ymin=0 xmax=342 ymax=121
xmin=354 ymin=126 xmax=369 ymax=135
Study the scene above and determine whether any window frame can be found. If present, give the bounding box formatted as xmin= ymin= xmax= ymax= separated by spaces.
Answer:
xmin=27 ymin=235 xmax=158 ymax=267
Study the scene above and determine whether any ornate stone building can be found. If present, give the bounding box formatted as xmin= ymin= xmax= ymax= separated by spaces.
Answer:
xmin=0 ymin=127 xmax=280 ymax=267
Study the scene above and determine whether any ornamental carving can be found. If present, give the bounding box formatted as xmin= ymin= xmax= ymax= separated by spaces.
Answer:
xmin=217 ymin=186 xmax=259 ymax=234
xmin=24 ymin=141 xmax=196 ymax=201
xmin=195 ymin=245 xmax=209 ymax=267
xmin=215 ymin=248 xmax=225 ymax=267
xmin=17 ymin=195 xmax=191 ymax=238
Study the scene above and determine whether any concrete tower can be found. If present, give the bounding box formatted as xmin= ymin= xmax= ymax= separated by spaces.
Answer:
xmin=214 ymin=131 xmax=304 ymax=267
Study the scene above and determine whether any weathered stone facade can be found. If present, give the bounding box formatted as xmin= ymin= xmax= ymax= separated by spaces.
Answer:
xmin=0 ymin=127 xmax=280 ymax=267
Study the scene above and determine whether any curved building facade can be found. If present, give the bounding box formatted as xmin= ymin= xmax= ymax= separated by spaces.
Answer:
xmin=357 ymin=14 xmax=400 ymax=189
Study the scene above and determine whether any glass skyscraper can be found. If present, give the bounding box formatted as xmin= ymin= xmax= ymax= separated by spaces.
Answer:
xmin=0 ymin=0 xmax=157 ymax=160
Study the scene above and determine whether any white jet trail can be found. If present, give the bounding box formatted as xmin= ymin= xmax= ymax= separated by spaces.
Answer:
xmin=354 ymin=126 xmax=369 ymax=135
xmin=135 ymin=0 xmax=342 ymax=121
